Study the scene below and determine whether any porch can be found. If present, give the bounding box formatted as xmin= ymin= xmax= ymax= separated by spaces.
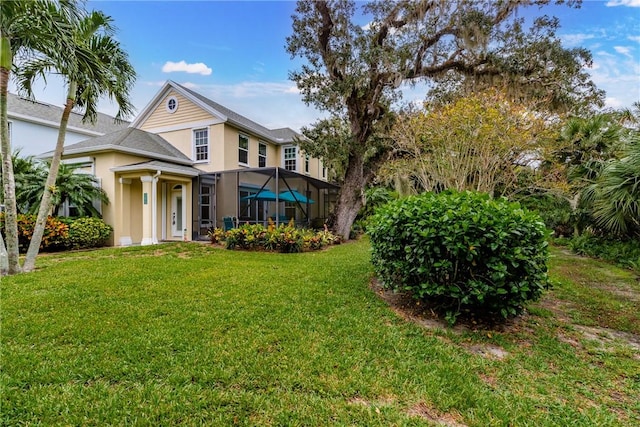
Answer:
xmin=192 ymin=167 xmax=339 ymax=238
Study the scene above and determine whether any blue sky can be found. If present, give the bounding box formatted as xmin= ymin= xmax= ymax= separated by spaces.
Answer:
xmin=15 ymin=0 xmax=640 ymax=131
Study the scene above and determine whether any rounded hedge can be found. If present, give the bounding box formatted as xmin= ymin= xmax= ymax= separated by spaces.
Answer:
xmin=368 ymin=191 xmax=549 ymax=323
xmin=68 ymin=217 xmax=112 ymax=249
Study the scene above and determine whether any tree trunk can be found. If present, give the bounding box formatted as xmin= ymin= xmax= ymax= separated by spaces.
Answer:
xmin=333 ymin=152 xmax=366 ymax=239
xmin=23 ymin=82 xmax=77 ymax=272
xmin=0 ymin=37 xmax=22 ymax=275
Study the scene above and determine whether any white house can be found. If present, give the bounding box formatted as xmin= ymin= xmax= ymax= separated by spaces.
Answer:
xmin=7 ymin=93 xmax=128 ymax=157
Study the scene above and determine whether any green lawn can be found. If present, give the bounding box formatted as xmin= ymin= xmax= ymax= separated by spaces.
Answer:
xmin=2 ymin=240 xmax=639 ymax=426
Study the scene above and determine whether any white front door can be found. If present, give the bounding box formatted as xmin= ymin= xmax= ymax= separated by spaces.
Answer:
xmin=171 ymin=187 xmax=183 ymax=237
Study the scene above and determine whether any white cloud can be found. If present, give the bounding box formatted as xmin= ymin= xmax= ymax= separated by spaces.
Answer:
xmin=179 ymin=82 xmax=199 ymax=89
xmin=605 ymin=97 xmax=624 ymax=108
xmin=161 ymin=60 xmax=212 ymax=76
xmin=614 ymin=45 xmax=633 ymax=57
xmin=629 ymin=35 xmax=640 ymax=43
xmin=606 ymin=0 xmax=640 ymax=6
xmin=144 ymin=81 xmax=167 ymax=87
xmin=560 ymin=33 xmax=596 ymax=47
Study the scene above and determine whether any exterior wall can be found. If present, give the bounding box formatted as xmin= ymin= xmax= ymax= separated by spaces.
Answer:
xmin=139 ymin=90 xmax=212 ymax=131
xmin=9 ymin=118 xmax=98 ymax=157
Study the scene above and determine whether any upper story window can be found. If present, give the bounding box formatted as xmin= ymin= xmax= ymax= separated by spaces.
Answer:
xmin=166 ymin=96 xmax=178 ymax=114
xmin=284 ymin=146 xmax=297 ymax=171
xmin=258 ymin=142 xmax=267 ymax=167
xmin=194 ymin=128 xmax=209 ymax=162
xmin=239 ymin=134 xmax=249 ymax=165
xmin=304 ymin=154 xmax=310 ymax=174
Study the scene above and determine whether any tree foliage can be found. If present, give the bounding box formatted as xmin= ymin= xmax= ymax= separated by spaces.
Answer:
xmin=1 ymin=0 xmax=80 ymax=274
xmin=0 ymin=153 xmax=108 ymax=217
xmin=15 ymin=9 xmax=135 ymax=272
xmin=287 ymin=0 xmax=601 ymax=238
xmin=379 ymin=90 xmax=557 ymax=197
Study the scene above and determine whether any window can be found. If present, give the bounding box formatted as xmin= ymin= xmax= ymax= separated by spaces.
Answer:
xmin=304 ymin=154 xmax=310 ymax=174
xmin=284 ymin=146 xmax=297 ymax=171
xmin=194 ymin=128 xmax=209 ymax=162
xmin=322 ymin=164 xmax=327 ymax=179
xmin=239 ymin=134 xmax=249 ymax=165
xmin=166 ymin=96 xmax=178 ymax=113
xmin=258 ymin=142 xmax=267 ymax=167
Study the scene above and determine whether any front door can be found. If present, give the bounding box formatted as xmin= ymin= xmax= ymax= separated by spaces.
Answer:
xmin=171 ymin=186 xmax=183 ymax=237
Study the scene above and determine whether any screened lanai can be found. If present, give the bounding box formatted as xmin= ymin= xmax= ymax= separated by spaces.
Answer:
xmin=191 ymin=167 xmax=339 ymax=237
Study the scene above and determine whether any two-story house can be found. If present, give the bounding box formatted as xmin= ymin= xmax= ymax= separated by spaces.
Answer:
xmin=51 ymin=80 xmax=338 ymax=246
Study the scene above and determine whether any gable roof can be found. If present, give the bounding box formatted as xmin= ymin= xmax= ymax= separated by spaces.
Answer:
xmin=8 ymin=93 xmax=129 ymax=136
xmin=41 ymin=128 xmax=193 ymax=165
xmin=132 ymin=81 xmax=303 ymax=145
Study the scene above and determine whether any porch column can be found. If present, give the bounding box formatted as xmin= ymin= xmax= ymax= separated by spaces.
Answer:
xmin=119 ymin=178 xmax=132 ymax=246
xmin=151 ymin=172 xmax=161 ymax=244
xmin=181 ymin=183 xmax=188 ymax=241
xmin=140 ymin=175 xmax=153 ymax=245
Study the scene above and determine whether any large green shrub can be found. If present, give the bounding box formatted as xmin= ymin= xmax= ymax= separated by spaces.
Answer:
xmin=67 ymin=217 xmax=112 ymax=249
xmin=369 ymin=191 xmax=550 ymax=323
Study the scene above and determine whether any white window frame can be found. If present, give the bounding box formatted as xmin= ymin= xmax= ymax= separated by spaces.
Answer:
xmin=238 ymin=134 xmax=249 ymax=166
xmin=283 ymin=145 xmax=297 ymax=172
xmin=166 ymin=96 xmax=178 ymax=114
xmin=258 ymin=142 xmax=267 ymax=168
xmin=193 ymin=128 xmax=209 ymax=163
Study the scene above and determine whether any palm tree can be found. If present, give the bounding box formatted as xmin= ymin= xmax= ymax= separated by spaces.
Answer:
xmin=19 ymin=10 xmax=135 ymax=272
xmin=1 ymin=0 xmax=79 ymax=274
xmin=31 ymin=162 xmax=108 ymax=217
xmin=590 ymin=134 xmax=640 ymax=237
xmin=0 ymin=151 xmax=47 ymax=214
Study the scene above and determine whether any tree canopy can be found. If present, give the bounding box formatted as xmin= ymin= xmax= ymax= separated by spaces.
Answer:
xmin=287 ymin=0 xmax=602 ymax=238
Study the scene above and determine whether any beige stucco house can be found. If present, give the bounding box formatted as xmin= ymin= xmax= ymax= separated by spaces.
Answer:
xmin=54 ymin=81 xmax=338 ymax=246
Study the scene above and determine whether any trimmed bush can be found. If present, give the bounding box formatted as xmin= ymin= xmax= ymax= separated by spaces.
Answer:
xmin=369 ymin=191 xmax=549 ymax=324
xmin=0 ymin=214 xmax=69 ymax=253
xmin=67 ymin=217 xmax=112 ymax=249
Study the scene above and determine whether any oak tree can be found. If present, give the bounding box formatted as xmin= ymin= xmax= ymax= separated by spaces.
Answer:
xmin=287 ymin=0 xmax=601 ymax=238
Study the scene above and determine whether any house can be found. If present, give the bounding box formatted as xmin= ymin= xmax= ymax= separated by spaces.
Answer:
xmin=50 ymin=81 xmax=338 ymax=246
xmin=7 ymin=92 xmax=128 ymax=157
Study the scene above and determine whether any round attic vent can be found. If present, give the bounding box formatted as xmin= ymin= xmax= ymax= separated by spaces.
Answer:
xmin=166 ymin=96 xmax=178 ymax=113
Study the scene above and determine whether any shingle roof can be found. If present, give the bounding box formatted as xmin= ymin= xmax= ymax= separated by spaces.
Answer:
xmin=46 ymin=128 xmax=192 ymax=165
xmin=173 ymin=82 xmax=302 ymax=145
xmin=8 ymin=93 xmax=129 ymax=135
xmin=269 ymin=127 xmax=302 ymax=144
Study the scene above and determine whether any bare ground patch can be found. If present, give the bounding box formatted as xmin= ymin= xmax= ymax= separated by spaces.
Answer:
xmin=407 ymin=402 xmax=468 ymax=426
xmin=370 ymin=279 xmax=511 ymax=359
xmin=370 ymin=277 xmax=640 ymax=360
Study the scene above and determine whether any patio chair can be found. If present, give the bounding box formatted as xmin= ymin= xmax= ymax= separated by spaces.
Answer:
xmin=223 ymin=216 xmax=236 ymax=231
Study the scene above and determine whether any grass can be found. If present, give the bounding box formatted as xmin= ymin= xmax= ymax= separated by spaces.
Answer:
xmin=1 ymin=240 xmax=639 ymax=426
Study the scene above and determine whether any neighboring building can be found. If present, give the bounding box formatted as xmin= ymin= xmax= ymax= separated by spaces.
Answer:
xmin=7 ymin=92 xmax=129 ymax=157
xmin=46 ymin=81 xmax=338 ymax=246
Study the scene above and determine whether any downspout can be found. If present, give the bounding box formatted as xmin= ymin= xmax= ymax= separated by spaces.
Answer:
xmin=152 ymin=170 xmax=161 ymax=243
